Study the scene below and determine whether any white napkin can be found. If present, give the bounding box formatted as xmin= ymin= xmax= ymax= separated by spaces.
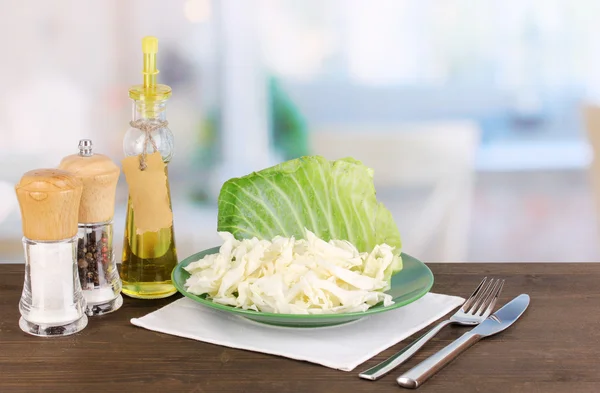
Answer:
xmin=131 ymin=293 xmax=464 ymax=371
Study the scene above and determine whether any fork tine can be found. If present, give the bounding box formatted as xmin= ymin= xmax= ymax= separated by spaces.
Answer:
xmin=467 ymin=278 xmax=496 ymax=314
xmin=476 ymin=279 xmax=505 ymax=316
xmin=461 ymin=277 xmax=487 ymax=312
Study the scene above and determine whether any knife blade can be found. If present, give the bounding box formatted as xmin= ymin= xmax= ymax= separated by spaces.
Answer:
xmin=397 ymin=294 xmax=530 ymax=389
xmin=466 ymin=293 xmax=529 ymax=337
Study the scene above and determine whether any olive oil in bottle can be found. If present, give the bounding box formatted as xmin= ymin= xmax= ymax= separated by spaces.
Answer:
xmin=120 ymin=36 xmax=178 ymax=299
xmin=121 ymin=195 xmax=177 ymax=298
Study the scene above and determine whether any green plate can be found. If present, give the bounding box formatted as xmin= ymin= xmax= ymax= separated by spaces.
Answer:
xmin=172 ymin=248 xmax=434 ymax=328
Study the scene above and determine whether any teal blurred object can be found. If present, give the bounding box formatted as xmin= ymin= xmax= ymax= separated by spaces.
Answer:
xmin=190 ymin=76 xmax=308 ymax=171
xmin=191 ymin=109 xmax=219 ymax=170
xmin=268 ymin=76 xmax=309 ymax=160
xmin=187 ymin=109 xmax=219 ymax=203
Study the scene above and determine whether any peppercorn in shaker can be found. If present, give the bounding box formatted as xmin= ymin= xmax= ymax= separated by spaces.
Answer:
xmin=59 ymin=139 xmax=123 ymax=316
xmin=15 ymin=169 xmax=88 ymax=337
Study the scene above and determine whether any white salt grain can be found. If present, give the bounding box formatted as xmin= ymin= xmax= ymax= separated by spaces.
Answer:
xmin=27 ymin=242 xmax=81 ymax=324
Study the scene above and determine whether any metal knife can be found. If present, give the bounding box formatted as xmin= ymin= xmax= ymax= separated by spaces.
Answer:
xmin=397 ymin=293 xmax=530 ymax=389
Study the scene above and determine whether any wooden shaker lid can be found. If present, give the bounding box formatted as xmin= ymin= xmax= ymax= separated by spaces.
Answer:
xmin=58 ymin=140 xmax=120 ymax=223
xmin=15 ymin=169 xmax=83 ymax=241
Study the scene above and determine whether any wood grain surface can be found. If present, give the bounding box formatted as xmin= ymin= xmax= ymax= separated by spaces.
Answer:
xmin=0 ymin=263 xmax=598 ymax=393
xmin=14 ymin=169 xmax=82 ymax=241
xmin=58 ymin=152 xmax=120 ymax=223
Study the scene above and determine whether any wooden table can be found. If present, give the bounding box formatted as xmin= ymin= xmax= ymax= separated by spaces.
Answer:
xmin=1 ymin=263 xmax=598 ymax=393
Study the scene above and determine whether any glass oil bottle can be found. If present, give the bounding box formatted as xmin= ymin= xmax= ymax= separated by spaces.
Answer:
xmin=120 ymin=36 xmax=178 ymax=299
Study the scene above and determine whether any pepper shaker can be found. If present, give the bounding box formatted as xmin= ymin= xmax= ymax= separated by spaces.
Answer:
xmin=15 ymin=169 xmax=88 ymax=337
xmin=59 ymin=139 xmax=123 ymax=316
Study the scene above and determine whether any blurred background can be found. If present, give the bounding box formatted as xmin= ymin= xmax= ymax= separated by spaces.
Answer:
xmin=1 ymin=0 xmax=600 ymax=262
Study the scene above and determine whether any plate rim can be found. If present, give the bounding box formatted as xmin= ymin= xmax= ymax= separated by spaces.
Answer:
xmin=172 ymin=247 xmax=434 ymax=320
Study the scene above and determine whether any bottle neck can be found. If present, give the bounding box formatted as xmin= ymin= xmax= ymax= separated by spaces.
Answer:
xmin=125 ymin=99 xmax=174 ymax=162
xmin=132 ymin=100 xmax=167 ymax=121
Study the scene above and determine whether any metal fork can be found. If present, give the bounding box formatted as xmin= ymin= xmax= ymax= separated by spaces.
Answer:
xmin=358 ymin=277 xmax=504 ymax=381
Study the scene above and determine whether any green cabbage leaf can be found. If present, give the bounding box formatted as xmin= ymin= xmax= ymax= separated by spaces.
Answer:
xmin=217 ymin=156 xmax=402 ymax=275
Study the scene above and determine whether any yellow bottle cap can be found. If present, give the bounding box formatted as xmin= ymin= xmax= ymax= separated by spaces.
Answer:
xmin=129 ymin=36 xmax=171 ymax=103
xmin=142 ymin=36 xmax=158 ymax=54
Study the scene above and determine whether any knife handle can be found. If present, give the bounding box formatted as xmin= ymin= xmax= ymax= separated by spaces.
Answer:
xmin=358 ymin=319 xmax=453 ymax=380
xmin=397 ymin=332 xmax=481 ymax=389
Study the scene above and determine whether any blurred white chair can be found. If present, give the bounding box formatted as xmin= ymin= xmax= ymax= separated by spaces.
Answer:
xmin=0 ymin=181 xmax=16 ymax=224
xmin=310 ymin=121 xmax=480 ymax=262
xmin=583 ymin=105 xmax=600 ymax=233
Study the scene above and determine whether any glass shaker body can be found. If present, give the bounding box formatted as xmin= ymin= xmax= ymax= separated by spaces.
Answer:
xmin=121 ymin=100 xmax=178 ymax=299
xmin=77 ymin=220 xmax=123 ymax=315
xmin=19 ymin=237 xmax=88 ymax=337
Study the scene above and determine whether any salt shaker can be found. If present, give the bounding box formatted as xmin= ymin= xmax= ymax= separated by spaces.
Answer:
xmin=59 ymin=139 xmax=123 ymax=316
xmin=15 ymin=169 xmax=88 ymax=337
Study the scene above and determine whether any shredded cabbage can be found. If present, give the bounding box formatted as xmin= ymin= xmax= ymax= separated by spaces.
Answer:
xmin=184 ymin=229 xmax=398 ymax=314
